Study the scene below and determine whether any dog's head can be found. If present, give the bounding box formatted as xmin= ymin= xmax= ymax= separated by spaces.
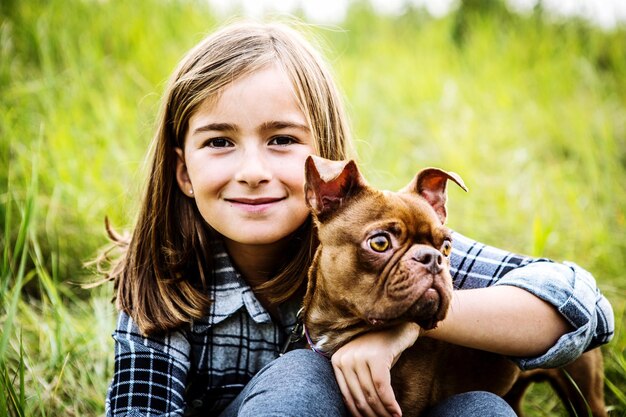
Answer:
xmin=303 ymin=155 xmax=467 ymax=336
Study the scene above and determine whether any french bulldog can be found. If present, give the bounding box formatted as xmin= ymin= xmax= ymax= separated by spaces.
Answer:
xmin=299 ymin=155 xmax=606 ymax=417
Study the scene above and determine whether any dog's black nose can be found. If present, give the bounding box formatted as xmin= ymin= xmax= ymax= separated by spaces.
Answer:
xmin=414 ymin=248 xmax=444 ymax=274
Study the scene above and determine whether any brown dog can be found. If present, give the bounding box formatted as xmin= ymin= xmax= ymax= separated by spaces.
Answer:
xmin=300 ymin=155 xmax=606 ymax=417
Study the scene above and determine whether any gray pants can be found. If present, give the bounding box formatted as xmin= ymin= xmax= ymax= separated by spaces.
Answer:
xmin=219 ymin=349 xmax=516 ymax=417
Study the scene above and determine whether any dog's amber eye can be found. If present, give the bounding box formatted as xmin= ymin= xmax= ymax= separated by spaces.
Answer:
xmin=441 ymin=240 xmax=452 ymax=257
xmin=369 ymin=235 xmax=390 ymax=252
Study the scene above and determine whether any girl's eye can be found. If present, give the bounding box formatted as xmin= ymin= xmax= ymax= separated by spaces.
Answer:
xmin=269 ymin=136 xmax=296 ymax=146
xmin=440 ymin=240 xmax=452 ymax=257
xmin=368 ymin=234 xmax=391 ymax=253
xmin=205 ymin=138 xmax=233 ymax=148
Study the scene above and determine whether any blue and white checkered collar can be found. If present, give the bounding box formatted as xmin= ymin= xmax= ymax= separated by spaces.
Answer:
xmin=203 ymin=238 xmax=273 ymax=326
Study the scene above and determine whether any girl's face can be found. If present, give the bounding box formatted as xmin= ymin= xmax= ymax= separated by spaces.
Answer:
xmin=175 ymin=65 xmax=315 ymax=248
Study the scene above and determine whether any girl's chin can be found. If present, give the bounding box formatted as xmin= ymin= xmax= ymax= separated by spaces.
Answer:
xmin=218 ymin=228 xmax=302 ymax=247
xmin=209 ymin=215 xmax=310 ymax=247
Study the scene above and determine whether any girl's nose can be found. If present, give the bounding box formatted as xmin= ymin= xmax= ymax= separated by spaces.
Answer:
xmin=234 ymin=147 xmax=273 ymax=187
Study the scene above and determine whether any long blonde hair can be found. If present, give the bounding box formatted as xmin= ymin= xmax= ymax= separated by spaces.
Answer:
xmin=106 ymin=20 xmax=353 ymax=335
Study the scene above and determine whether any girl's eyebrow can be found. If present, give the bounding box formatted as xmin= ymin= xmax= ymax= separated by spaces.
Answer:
xmin=190 ymin=120 xmax=310 ymax=136
xmin=259 ymin=120 xmax=310 ymax=132
xmin=191 ymin=122 xmax=237 ymax=135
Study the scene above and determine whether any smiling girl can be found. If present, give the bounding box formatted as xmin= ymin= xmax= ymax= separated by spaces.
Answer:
xmin=104 ymin=21 xmax=613 ymax=417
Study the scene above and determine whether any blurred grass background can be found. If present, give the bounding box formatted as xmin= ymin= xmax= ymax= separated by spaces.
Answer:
xmin=1 ymin=0 xmax=625 ymax=415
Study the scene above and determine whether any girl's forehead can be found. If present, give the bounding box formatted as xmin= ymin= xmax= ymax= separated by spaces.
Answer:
xmin=190 ymin=65 xmax=307 ymax=124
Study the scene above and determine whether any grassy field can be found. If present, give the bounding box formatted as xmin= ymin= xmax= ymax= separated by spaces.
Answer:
xmin=1 ymin=0 xmax=625 ymax=415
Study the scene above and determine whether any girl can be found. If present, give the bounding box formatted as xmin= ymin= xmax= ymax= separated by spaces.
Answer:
xmin=104 ymin=21 xmax=614 ymax=417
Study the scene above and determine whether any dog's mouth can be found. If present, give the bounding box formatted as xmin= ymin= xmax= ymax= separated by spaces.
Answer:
xmin=367 ymin=272 xmax=451 ymax=330
xmin=406 ymin=287 xmax=445 ymax=330
xmin=366 ymin=284 xmax=449 ymax=330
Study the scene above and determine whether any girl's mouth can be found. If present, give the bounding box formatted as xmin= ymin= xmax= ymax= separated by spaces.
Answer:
xmin=225 ymin=197 xmax=286 ymax=213
xmin=226 ymin=197 xmax=284 ymax=205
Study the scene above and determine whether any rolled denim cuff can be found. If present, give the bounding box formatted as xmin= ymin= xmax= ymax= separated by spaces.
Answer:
xmin=494 ymin=261 xmax=607 ymax=370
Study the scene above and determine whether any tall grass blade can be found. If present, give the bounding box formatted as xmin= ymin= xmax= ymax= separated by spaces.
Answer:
xmin=605 ymin=377 xmax=626 ymax=406
xmin=0 ymin=362 xmax=7 ymax=417
xmin=19 ymin=332 xmax=24 ymax=412
xmin=561 ymin=369 xmax=593 ymax=417
xmin=0 ymin=359 xmax=25 ymax=417
xmin=0 ymin=156 xmax=37 ymax=358
xmin=2 ymin=169 xmax=12 ymax=294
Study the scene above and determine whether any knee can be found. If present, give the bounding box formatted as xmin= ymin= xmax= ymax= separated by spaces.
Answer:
xmin=279 ymin=349 xmax=334 ymax=373
xmin=238 ymin=349 xmax=345 ymax=417
xmin=263 ymin=349 xmax=338 ymax=395
xmin=426 ymin=391 xmax=516 ymax=417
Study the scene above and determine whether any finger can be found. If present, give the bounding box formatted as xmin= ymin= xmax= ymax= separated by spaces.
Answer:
xmin=333 ymin=358 xmax=377 ymax=417
xmin=368 ymin=361 xmax=402 ymax=417
xmin=346 ymin=366 xmax=378 ymax=417
xmin=333 ymin=364 xmax=361 ymax=417
xmin=354 ymin=362 xmax=394 ymax=417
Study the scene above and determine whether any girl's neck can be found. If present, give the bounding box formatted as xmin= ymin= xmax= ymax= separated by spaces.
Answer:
xmin=222 ymin=237 xmax=288 ymax=288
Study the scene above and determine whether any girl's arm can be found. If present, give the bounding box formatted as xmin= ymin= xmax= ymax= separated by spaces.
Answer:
xmin=106 ymin=311 xmax=191 ymax=417
xmin=331 ymin=231 xmax=614 ymax=417
xmin=427 ymin=285 xmax=571 ymax=356
xmin=444 ymin=231 xmax=614 ymax=368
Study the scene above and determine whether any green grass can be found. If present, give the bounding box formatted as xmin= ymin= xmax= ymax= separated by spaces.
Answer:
xmin=1 ymin=1 xmax=625 ymax=415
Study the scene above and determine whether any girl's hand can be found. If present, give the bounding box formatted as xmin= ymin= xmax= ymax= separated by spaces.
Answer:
xmin=331 ymin=322 xmax=420 ymax=417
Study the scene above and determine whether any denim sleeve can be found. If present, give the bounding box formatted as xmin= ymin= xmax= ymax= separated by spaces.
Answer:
xmin=495 ymin=261 xmax=614 ymax=369
xmin=450 ymin=231 xmax=614 ymax=370
xmin=105 ymin=311 xmax=191 ymax=417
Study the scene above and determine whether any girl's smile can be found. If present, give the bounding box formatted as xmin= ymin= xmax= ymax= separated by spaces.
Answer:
xmin=175 ymin=64 xmax=315 ymax=250
xmin=225 ymin=197 xmax=286 ymax=214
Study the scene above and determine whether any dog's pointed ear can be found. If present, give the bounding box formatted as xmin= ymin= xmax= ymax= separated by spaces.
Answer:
xmin=305 ymin=155 xmax=367 ymax=217
xmin=402 ymin=168 xmax=468 ymax=224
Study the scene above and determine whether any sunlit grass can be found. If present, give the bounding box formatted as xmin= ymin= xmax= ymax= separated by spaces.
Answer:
xmin=1 ymin=1 xmax=624 ymax=415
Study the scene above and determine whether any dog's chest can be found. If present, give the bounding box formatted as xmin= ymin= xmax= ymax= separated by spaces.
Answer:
xmin=390 ymin=338 xmax=518 ymax=417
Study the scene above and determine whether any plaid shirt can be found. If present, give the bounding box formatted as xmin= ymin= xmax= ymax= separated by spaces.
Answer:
xmin=105 ymin=232 xmax=614 ymax=417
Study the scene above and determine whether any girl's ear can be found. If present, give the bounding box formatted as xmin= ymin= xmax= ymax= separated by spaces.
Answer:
xmin=175 ymin=148 xmax=194 ymax=198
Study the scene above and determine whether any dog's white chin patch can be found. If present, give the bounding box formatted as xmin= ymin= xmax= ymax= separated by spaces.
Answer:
xmin=313 ymin=335 xmax=329 ymax=350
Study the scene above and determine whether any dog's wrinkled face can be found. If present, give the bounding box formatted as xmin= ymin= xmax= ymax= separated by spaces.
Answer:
xmin=315 ymin=190 xmax=453 ymax=329
xmin=305 ymin=156 xmax=467 ymax=331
